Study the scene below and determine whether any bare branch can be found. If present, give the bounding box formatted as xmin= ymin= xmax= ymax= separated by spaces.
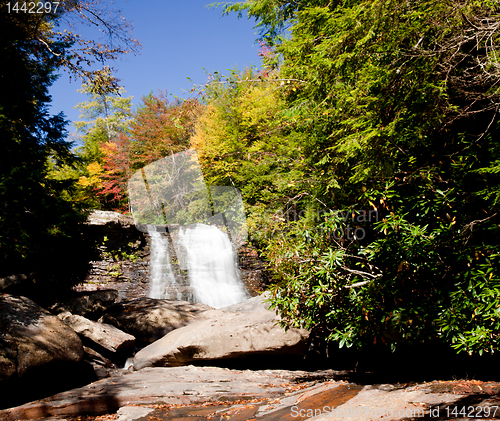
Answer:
xmin=344 ymin=279 xmax=372 ymax=289
xmin=462 ymin=212 xmax=499 ymax=234
xmin=37 ymin=37 xmax=61 ymax=57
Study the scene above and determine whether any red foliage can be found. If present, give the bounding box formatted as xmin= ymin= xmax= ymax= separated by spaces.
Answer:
xmin=98 ymin=92 xmax=203 ymax=211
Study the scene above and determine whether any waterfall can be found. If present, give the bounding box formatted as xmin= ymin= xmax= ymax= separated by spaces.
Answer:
xmin=177 ymin=224 xmax=249 ymax=309
xmin=148 ymin=231 xmax=181 ymax=300
xmin=148 ymin=224 xmax=249 ymax=308
xmin=130 ymin=150 xmax=250 ymax=308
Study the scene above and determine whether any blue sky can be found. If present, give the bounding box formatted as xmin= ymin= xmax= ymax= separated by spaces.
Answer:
xmin=49 ymin=0 xmax=262 ymax=134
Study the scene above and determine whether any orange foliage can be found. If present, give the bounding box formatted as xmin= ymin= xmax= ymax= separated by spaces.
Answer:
xmin=97 ymin=92 xmax=203 ymax=211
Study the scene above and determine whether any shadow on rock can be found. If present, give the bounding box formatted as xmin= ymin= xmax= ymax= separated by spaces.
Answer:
xmin=0 ymin=361 xmax=96 ymax=410
xmin=305 ymin=339 xmax=500 ymax=384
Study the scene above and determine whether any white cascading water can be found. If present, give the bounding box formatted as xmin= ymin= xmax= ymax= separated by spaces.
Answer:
xmin=148 ymin=224 xmax=249 ymax=308
xmin=148 ymin=231 xmax=180 ymax=300
xmin=177 ymin=224 xmax=249 ymax=308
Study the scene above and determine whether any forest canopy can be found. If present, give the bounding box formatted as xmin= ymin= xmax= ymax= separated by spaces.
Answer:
xmin=3 ymin=0 xmax=500 ymax=357
xmin=210 ymin=0 xmax=500 ymax=356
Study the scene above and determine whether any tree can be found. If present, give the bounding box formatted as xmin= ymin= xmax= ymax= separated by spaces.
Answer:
xmin=98 ymin=92 xmax=202 ymax=211
xmin=43 ymin=0 xmax=140 ymax=87
xmin=47 ymin=72 xmax=134 ymax=209
xmin=0 ymin=0 xmax=139 ymax=296
xmin=223 ymin=0 xmax=500 ymax=356
xmin=75 ymin=71 xmax=133 ymax=164
xmin=191 ymin=67 xmax=308 ymax=243
xmin=72 ymin=73 xmax=133 ymax=208
xmin=0 ymin=5 xmax=77 ymax=284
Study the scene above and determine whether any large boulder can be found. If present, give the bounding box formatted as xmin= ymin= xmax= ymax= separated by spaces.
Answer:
xmin=133 ymin=293 xmax=310 ymax=370
xmin=0 ymin=294 xmax=93 ymax=408
xmin=58 ymin=312 xmax=135 ymax=360
xmin=99 ymin=298 xmax=212 ymax=345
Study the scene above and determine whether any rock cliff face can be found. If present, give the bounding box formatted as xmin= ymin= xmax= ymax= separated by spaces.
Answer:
xmin=78 ymin=211 xmax=269 ymax=300
xmin=77 ymin=211 xmax=150 ymax=300
xmin=237 ymin=245 xmax=270 ymax=295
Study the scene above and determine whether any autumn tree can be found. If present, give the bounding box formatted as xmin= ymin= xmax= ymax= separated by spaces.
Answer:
xmin=75 ymin=70 xmax=133 ymax=165
xmin=191 ymin=67 xmax=308 ymax=242
xmin=99 ymin=93 xmax=202 ymax=210
xmin=72 ymin=73 xmax=133 ymax=208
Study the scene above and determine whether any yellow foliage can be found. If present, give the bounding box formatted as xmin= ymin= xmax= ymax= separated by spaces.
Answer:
xmin=101 ymin=141 xmax=117 ymax=154
xmin=190 ymin=77 xmax=284 ymax=184
xmin=77 ymin=162 xmax=103 ymax=189
xmin=77 ymin=175 xmax=90 ymax=187
xmin=87 ymin=161 xmax=103 ymax=176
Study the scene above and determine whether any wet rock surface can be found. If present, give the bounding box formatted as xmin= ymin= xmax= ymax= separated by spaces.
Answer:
xmin=0 ymin=366 xmax=345 ymax=420
xmin=3 ymin=368 xmax=500 ymax=421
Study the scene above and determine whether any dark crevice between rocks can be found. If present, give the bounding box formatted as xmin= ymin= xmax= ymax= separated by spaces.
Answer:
xmin=48 ymin=290 xmax=121 ymax=321
xmin=185 ymin=353 xmax=347 ymax=374
xmin=79 ymin=336 xmax=133 ymax=369
xmin=304 ymin=340 xmax=500 ymax=385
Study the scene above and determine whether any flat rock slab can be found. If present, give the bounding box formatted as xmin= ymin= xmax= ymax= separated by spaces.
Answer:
xmin=4 ymin=371 xmax=500 ymax=421
xmin=117 ymin=405 xmax=155 ymax=421
xmin=35 ymin=380 xmax=500 ymax=421
xmin=0 ymin=366 xmax=336 ymax=420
